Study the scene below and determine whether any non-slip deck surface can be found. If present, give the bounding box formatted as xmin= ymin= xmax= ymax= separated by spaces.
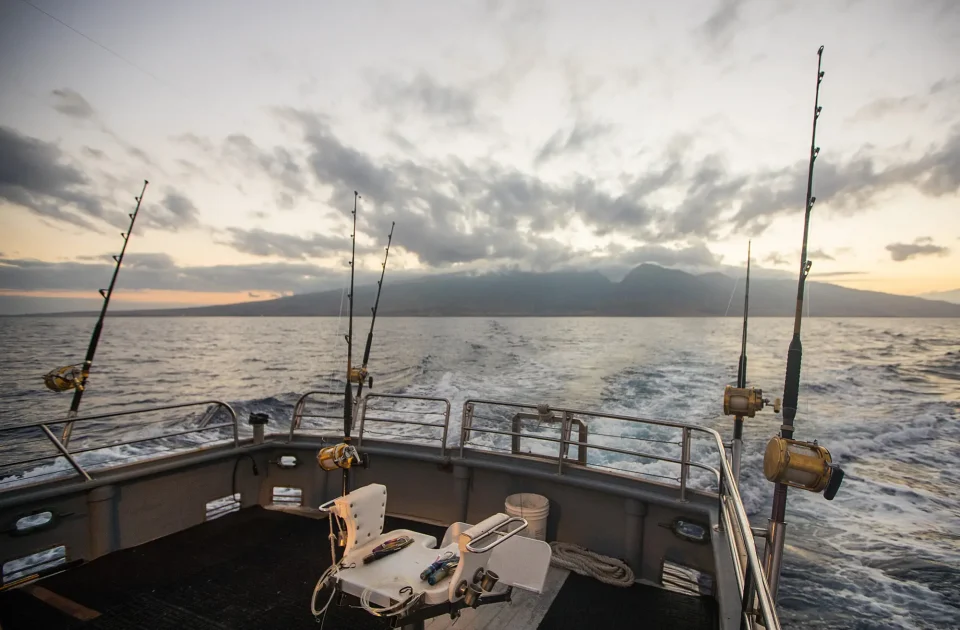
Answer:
xmin=0 ymin=507 xmax=717 ymax=629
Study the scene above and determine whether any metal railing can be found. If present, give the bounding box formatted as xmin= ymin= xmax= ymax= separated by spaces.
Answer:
xmin=458 ymin=399 xmax=778 ymax=629
xmin=283 ymin=392 xmax=777 ymax=627
xmin=461 ymin=399 xmax=720 ymax=496
xmin=0 ymin=400 xmax=238 ymax=488
xmin=357 ymin=393 xmax=451 ymax=456
xmin=289 ymin=390 xmax=347 ymax=441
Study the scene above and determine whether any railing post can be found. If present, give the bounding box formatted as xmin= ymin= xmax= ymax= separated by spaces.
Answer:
xmin=717 ymin=465 xmax=725 ymax=533
xmin=223 ymin=403 xmax=239 ymax=448
xmin=680 ymin=427 xmax=690 ymax=501
xmin=460 ymin=402 xmax=473 ymax=458
xmin=440 ymin=400 xmax=450 ymax=457
xmin=557 ymin=412 xmax=570 ymax=475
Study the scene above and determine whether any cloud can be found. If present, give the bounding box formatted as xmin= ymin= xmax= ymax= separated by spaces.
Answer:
xmin=764 ymin=252 xmax=789 ymax=266
xmin=699 ymin=0 xmax=745 ymax=46
xmin=535 ymin=117 xmax=612 ymax=164
xmin=274 ymin=108 xmax=960 ymax=270
xmin=223 ymin=227 xmax=363 ymax=260
xmin=616 ymin=243 xmax=722 ymax=268
xmin=733 ymin=125 xmax=960 ymax=229
xmin=372 ymin=73 xmax=481 ymax=129
xmin=141 ymin=191 xmax=201 ymax=232
xmin=222 ymin=134 xmax=306 ymax=208
xmin=852 ymin=76 xmax=960 ymax=120
xmin=814 ymin=271 xmax=868 ymax=277
xmin=51 ymin=88 xmax=96 ymax=120
xmin=0 ymin=126 xmax=117 ymax=231
xmin=808 ymin=248 xmax=835 ymax=261
xmin=0 ymin=254 xmax=342 ymax=294
xmin=885 ymin=238 xmax=950 ymax=262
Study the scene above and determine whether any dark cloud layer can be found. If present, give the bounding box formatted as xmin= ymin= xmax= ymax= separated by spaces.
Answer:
xmin=0 ymin=254 xmax=338 ymax=294
xmin=204 ymin=108 xmax=957 ymax=271
xmin=886 ymin=238 xmax=950 ymax=262
xmin=0 ymin=126 xmax=115 ymax=231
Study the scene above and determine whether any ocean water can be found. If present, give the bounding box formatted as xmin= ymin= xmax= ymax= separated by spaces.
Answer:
xmin=0 ymin=316 xmax=957 ymax=629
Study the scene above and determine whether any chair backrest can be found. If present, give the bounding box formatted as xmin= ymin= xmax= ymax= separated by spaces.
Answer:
xmin=333 ymin=483 xmax=387 ymax=555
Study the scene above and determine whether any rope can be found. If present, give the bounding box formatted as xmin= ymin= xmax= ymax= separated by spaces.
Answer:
xmin=549 ymin=542 xmax=635 ymax=587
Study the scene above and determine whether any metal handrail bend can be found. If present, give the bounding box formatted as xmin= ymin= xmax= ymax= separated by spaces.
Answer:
xmin=358 ymin=393 xmax=451 ymax=456
xmin=0 ymin=400 xmax=238 ymax=485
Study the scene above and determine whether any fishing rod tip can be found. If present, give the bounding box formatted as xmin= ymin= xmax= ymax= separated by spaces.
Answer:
xmin=817 ymin=45 xmax=824 ymax=55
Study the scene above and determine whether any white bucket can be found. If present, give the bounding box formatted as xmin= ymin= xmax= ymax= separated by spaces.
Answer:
xmin=504 ymin=493 xmax=550 ymax=541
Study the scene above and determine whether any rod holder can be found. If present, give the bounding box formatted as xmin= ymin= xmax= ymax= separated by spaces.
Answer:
xmin=463 ymin=584 xmax=482 ymax=608
xmin=480 ymin=569 xmax=499 ymax=592
xmin=249 ymin=412 xmax=269 ymax=445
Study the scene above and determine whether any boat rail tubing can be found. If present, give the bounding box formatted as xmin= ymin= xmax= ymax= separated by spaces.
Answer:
xmin=459 ymin=398 xmax=779 ymax=629
xmin=0 ymin=400 xmax=239 ymax=482
xmin=357 ymin=393 xmax=451 ymax=457
xmin=289 ymin=390 xmax=344 ymax=440
xmin=459 ymin=423 xmax=720 ymax=484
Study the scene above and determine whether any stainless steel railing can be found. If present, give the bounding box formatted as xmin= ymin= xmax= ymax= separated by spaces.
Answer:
xmin=0 ymin=400 xmax=238 ymax=488
xmin=288 ymin=390 xmax=348 ymax=441
xmin=357 ymin=393 xmax=451 ymax=456
xmin=461 ymin=399 xmax=720 ymax=496
xmin=457 ymin=398 xmax=778 ymax=630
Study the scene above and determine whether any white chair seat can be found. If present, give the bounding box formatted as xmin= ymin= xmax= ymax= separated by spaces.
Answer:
xmin=323 ymin=484 xmax=552 ymax=613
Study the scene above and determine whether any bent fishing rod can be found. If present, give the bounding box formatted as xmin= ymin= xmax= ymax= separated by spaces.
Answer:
xmin=48 ymin=180 xmax=149 ymax=448
xmin=352 ymin=221 xmax=396 ymax=407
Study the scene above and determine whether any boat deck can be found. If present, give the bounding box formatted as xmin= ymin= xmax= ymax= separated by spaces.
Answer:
xmin=0 ymin=507 xmax=717 ymax=629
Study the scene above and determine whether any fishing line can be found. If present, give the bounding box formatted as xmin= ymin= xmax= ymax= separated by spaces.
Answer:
xmin=724 ymin=274 xmax=741 ymax=318
xmin=17 ymin=0 xmax=176 ymax=93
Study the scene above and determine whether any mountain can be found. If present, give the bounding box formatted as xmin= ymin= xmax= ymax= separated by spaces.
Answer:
xmin=918 ymin=289 xmax=960 ymax=305
xmin=21 ymin=264 xmax=960 ymax=317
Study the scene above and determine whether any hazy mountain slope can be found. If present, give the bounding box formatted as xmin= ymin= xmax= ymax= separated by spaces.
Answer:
xmin=21 ymin=265 xmax=960 ymax=317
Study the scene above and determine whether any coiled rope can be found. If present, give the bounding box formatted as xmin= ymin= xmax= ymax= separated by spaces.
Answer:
xmin=549 ymin=541 xmax=635 ymax=587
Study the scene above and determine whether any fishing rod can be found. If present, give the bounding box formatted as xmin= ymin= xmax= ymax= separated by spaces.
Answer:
xmin=731 ymin=241 xmax=751 ymax=483
xmin=341 ymin=191 xmax=360 ymax=496
xmin=46 ymin=180 xmax=149 ymax=448
xmin=762 ymin=46 xmax=844 ymax=600
xmin=351 ymin=221 xmax=396 ymax=407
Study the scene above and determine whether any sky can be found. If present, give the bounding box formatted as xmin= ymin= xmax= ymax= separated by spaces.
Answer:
xmin=0 ymin=0 xmax=958 ymax=314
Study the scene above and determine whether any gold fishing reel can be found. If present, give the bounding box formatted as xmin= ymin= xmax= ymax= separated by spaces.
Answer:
xmin=43 ymin=365 xmax=85 ymax=393
xmin=349 ymin=366 xmax=372 ymax=386
xmin=763 ymin=436 xmax=844 ymax=500
xmin=723 ymin=386 xmax=780 ymax=418
xmin=317 ymin=443 xmax=366 ymax=471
